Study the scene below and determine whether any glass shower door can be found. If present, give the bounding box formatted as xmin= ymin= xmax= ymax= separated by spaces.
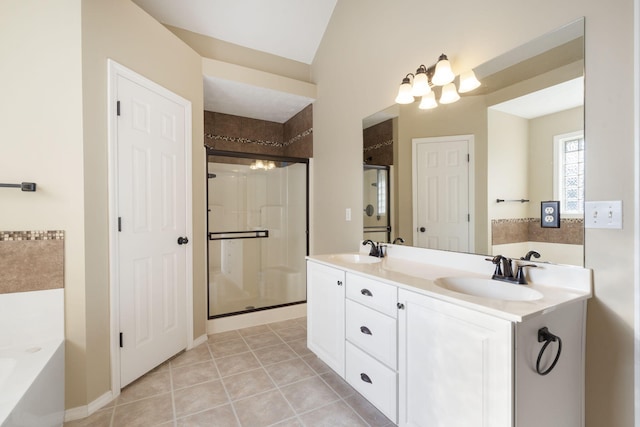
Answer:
xmin=207 ymin=153 xmax=308 ymax=318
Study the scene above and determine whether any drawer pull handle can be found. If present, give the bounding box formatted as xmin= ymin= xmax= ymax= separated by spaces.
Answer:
xmin=360 ymin=326 xmax=372 ymax=335
xmin=337 ymin=280 xmax=343 ymax=286
xmin=360 ymin=288 xmax=373 ymax=297
xmin=360 ymin=373 xmax=372 ymax=384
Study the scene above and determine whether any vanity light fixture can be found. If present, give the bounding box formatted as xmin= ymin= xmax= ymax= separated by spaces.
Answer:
xmin=395 ymin=53 xmax=481 ymax=109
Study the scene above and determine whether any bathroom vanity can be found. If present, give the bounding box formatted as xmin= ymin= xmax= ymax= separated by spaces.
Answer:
xmin=307 ymin=244 xmax=592 ymax=426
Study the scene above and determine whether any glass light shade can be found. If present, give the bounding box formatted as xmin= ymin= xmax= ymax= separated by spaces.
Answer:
xmin=439 ymin=83 xmax=460 ymax=104
xmin=418 ymin=92 xmax=438 ymax=109
xmin=395 ymin=80 xmax=415 ymax=104
xmin=411 ymin=72 xmax=431 ymax=97
xmin=458 ymin=70 xmax=481 ymax=93
xmin=431 ymin=57 xmax=455 ymax=86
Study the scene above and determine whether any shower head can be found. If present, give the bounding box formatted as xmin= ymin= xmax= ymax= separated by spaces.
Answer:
xmin=208 ymin=173 xmax=217 ymax=179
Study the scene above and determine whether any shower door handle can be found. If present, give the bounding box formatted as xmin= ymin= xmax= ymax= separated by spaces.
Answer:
xmin=177 ymin=236 xmax=189 ymax=245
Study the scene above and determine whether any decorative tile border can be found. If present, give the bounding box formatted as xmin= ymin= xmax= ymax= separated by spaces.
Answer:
xmin=363 ymin=139 xmax=394 ymax=152
xmin=0 ymin=230 xmax=65 ymax=241
xmin=205 ymin=127 xmax=313 ymax=148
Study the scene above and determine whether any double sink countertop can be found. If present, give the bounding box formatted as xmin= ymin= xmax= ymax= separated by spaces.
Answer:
xmin=307 ymin=245 xmax=592 ymax=322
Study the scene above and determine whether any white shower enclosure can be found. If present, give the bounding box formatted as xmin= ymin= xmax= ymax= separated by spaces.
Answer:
xmin=207 ymin=153 xmax=308 ymax=318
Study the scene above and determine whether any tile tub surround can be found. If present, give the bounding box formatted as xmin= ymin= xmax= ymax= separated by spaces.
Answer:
xmin=0 ymin=230 xmax=64 ymax=294
xmin=64 ymin=317 xmax=393 ymax=427
xmin=491 ymin=218 xmax=584 ymax=245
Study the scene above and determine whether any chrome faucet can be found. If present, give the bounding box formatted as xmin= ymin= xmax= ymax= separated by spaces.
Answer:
xmin=486 ymin=255 xmax=537 ymax=285
xmin=363 ymin=240 xmax=385 ymax=258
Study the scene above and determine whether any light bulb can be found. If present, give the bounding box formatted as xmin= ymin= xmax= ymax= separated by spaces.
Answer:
xmin=395 ymin=76 xmax=415 ymax=104
xmin=458 ymin=70 xmax=481 ymax=93
xmin=439 ymin=83 xmax=460 ymax=104
xmin=431 ymin=54 xmax=455 ymax=86
xmin=418 ymin=92 xmax=438 ymax=109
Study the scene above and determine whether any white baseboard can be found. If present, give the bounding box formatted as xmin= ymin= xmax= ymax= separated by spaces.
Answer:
xmin=207 ymin=303 xmax=307 ymax=334
xmin=190 ymin=333 xmax=208 ymax=349
xmin=64 ymin=390 xmax=114 ymax=422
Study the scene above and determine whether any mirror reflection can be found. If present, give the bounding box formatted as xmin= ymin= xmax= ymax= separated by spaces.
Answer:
xmin=362 ymin=18 xmax=584 ymax=266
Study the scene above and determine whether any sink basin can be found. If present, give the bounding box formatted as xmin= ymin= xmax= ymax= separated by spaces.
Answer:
xmin=330 ymin=254 xmax=382 ymax=264
xmin=434 ymin=277 xmax=543 ymax=301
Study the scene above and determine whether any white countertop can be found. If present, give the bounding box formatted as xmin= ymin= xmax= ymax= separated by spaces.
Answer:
xmin=307 ymin=245 xmax=592 ymax=322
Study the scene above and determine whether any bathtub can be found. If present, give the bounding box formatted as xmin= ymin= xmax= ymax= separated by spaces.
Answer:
xmin=0 ymin=289 xmax=64 ymax=427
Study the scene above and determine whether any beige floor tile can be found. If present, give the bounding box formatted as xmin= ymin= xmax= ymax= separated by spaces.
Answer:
xmin=172 ymin=360 xmax=219 ymax=390
xmin=274 ymin=326 xmax=307 ymax=342
xmin=298 ymin=401 xmax=368 ymax=427
xmin=232 ymin=390 xmax=295 ymax=427
xmin=319 ymin=371 xmax=357 ymax=398
xmin=118 ymin=370 xmax=172 ymax=404
xmin=209 ymin=337 xmax=250 ymax=357
xmin=223 ymin=367 xmax=276 ymax=401
xmin=237 ymin=324 xmax=271 ymax=337
xmin=112 ymin=393 xmax=174 ymax=427
xmin=264 ymin=358 xmax=315 ymax=386
xmin=279 ymin=376 xmax=339 ymax=413
xmin=173 ymin=380 xmax=229 ymax=418
xmin=176 ymin=404 xmax=239 ymax=427
xmin=208 ymin=329 xmax=242 ymax=344
xmin=270 ymin=417 xmax=303 ymax=426
xmin=252 ymin=343 xmax=298 ymax=366
xmin=170 ymin=344 xmax=212 ymax=368
xmin=216 ymin=351 xmax=261 ymax=377
xmin=243 ymin=331 xmax=284 ymax=350
xmin=286 ymin=338 xmax=314 ymax=357
xmin=63 ymin=408 xmax=113 ymax=427
xmin=345 ymin=393 xmax=393 ymax=427
xmin=302 ymin=354 xmax=331 ymax=374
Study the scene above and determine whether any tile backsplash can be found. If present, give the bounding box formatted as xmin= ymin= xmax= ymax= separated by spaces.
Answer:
xmin=0 ymin=230 xmax=64 ymax=294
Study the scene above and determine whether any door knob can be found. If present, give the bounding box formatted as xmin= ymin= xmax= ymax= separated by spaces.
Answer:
xmin=177 ymin=236 xmax=189 ymax=245
xmin=418 ymin=227 xmax=426 ymax=232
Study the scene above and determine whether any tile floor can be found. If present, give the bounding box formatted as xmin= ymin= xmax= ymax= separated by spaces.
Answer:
xmin=64 ymin=317 xmax=394 ymax=427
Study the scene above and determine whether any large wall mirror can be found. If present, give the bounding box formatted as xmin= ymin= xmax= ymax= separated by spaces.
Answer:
xmin=362 ymin=18 xmax=584 ymax=266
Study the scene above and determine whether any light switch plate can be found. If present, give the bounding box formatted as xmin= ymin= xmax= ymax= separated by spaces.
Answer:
xmin=541 ymin=201 xmax=560 ymax=228
xmin=584 ymin=200 xmax=623 ymax=229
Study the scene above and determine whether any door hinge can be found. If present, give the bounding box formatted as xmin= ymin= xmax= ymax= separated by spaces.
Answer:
xmin=119 ymin=332 xmax=123 ymax=348
xmin=468 ymin=214 xmax=470 ymax=222
xmin=118 ymin=217 xmax=122 ymax=232
xmin=467 ymin=153 xmax=470 ymax=162
xmin=117 ymin=100 xmax=121 ymax=116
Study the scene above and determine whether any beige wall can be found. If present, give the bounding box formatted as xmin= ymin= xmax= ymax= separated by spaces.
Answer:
xmin=80 ymin=0 xmax=205 ymax=408
xmin=312 ymin=1 xmax=635 ymax=425
xmin=0 ymin=0 xmax=87 ymax=409
xmin=528 ymin=106 xmax=584 ymax=217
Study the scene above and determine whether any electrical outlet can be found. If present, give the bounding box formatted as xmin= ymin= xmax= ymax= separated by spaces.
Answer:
xmin=540 ymin=201 xmax=560 ymax=228
xmin=584 ymin=200 xmax=622 ymax=229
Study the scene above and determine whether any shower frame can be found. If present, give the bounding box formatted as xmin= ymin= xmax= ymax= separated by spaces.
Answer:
xmin=205 ymin=148 xmax=310 ymax=319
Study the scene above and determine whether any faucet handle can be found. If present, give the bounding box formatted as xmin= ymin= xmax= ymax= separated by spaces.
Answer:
xmin=486 ymin=255 xmax=504 ymax=276
xmin=514 ymin=264 xmax=538 ymax=284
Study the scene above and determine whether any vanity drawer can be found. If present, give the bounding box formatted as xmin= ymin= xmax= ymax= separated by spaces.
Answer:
xmin=346 ymin=273 xmax=397 ymax=317
xmin=346 ymin=299 xmax=397 ymax=368
xmin=345 ymin=342 xmax=397 ymax=423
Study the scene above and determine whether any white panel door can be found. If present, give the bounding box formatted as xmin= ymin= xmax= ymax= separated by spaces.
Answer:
xmin=117 ymin=74 xmax=188 ymax=387
xmin=413 ymin=136 xmax=470 ymax=251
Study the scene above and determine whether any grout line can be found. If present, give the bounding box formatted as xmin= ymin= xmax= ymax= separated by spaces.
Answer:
xmin=168 ymin=360 xmax=178 ymax=426
xmin=205 ymin=342 xmax=243 ymax=426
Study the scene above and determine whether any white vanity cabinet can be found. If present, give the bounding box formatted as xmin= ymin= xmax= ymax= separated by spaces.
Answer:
xmin=397 ymin=288 xmax=513 ymax=426
xmin=306 ymin=261 xmax=346 ymax=376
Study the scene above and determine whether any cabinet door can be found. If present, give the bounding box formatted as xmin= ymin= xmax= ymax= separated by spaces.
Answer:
xmin=307 ymin=261 xmax=346 ymax=377
xmin=398 ymin=289 xmax=513 ymax=427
